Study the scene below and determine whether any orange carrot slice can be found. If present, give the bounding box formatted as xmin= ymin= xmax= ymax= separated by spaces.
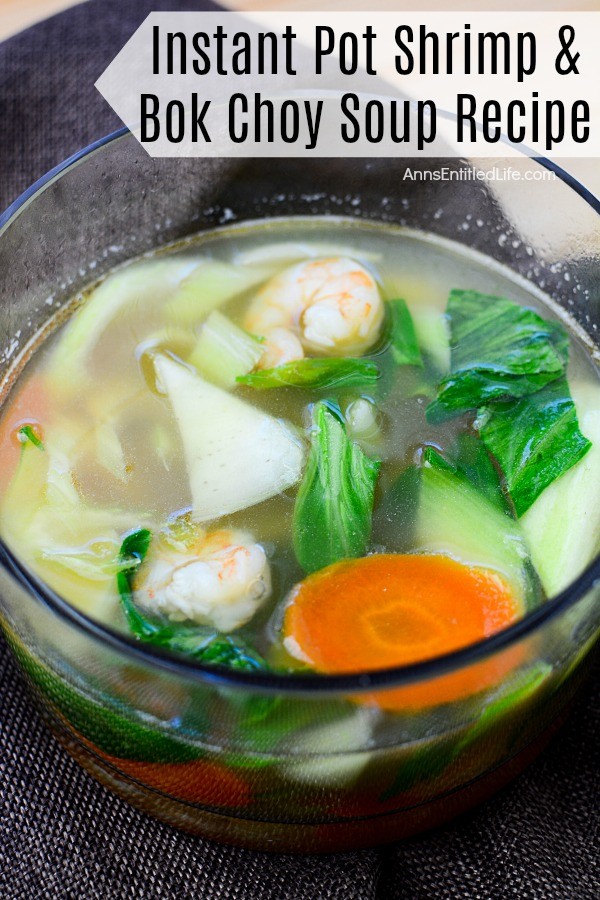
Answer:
xmin=81 ymin=737 xmax=252 ymax=808
xmin=110 ymin=758 xmax=252 ymax=808
xmin=283 ymin=553 xmax=523 ymax=710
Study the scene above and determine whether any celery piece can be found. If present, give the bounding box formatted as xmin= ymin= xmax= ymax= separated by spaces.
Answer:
xmin=17 ymin=424 xmax=44 ymax=451
xmin=189 ymin=311 xmax=264 ymax=389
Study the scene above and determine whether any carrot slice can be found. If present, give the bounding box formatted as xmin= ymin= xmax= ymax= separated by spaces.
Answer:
xmin=0 ymin=374 xmax=48 ymax=492
xmin=110 ymin=758 xmax=252 ymax=808
xmin=81 ymin=736 xmax=252 ymax=808
xmin=283 ymin=553 xmax=523 ymax=709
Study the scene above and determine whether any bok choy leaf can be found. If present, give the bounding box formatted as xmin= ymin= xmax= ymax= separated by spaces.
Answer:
xmin=237 ymin=358 xmax=379 ymax=391
xmin=189 ymin=310 xmax=264 ymax=389
xmin=387 ymin=298 xmax=423 ymax=367
xmin=293 ymin=401 xmax=380 ymax=573
xmin=478 ymin=377 xmax=592 ymax=517
xmin=427 ymin=289 xmax=569 ymax=422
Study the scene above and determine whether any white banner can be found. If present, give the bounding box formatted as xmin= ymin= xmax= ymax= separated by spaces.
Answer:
xmin=95 ymin=11 xmax=600 ymax=158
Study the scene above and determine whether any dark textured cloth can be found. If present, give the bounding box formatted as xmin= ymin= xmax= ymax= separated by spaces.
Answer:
xmin=0 ymin=3 xmax=598 ymax=897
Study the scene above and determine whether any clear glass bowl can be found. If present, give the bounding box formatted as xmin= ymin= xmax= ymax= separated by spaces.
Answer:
xmin=0 ymin=133 xmax=598 ymax=852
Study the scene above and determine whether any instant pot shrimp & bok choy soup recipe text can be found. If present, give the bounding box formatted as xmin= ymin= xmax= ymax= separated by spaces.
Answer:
xmin=1 ymin=218 xmax=599 ymax=835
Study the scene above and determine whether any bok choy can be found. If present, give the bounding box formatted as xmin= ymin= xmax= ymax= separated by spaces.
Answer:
xmin=189 ymin=310 xmax=264 ymax=389
xmin=427 ymin=289 xmax=569 ymax=422
xmin=293 ymin=400 xmax=380 ymax=573
xmin=237 ymin=358 xmax=379 ymax=391
xmin=387 ymin=298 xmax=423 ymax=367
xmin=479 ymin=377 xmax=592 ymax=517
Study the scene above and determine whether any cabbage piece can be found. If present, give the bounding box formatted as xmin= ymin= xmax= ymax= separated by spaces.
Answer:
xmin=153 ymin=355 xmax=305 ymax=522
xmin=373 ymin=443 xmax=533 ymax=606
xmin=233 ymin=242 xmax=381 ymax=268
xmin=165 ymin=260 xmax=271 ymax=325
xmin=282 ymin=707 xmax=378 ymax=787
xmin=0 ymin=434 xmax=140 ymax=617
xmin=46 ymin=258 xmax=197 ymax=393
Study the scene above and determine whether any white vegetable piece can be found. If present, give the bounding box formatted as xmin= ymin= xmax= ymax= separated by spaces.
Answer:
xmin=521 ymin=380 xmax=600 ymax=596
xmin=234 ymin=241 xmax=382 ymax=268
xmin=189 ymin=310 xmax=264 ymax=388
xmin=411 ymin=307 xmax=451 ymax=374
xmin=282 ymin=708 xmax=378 ymax=787
xmin=46 ymin=258 xmax=198 ymax=393
xmin=154 ymin=355 xmax=305 ymax=521
xmin=135 ymin=528 xmax=271 ymax=632
xmin=165 ymin=260 xmax=272 ymax=324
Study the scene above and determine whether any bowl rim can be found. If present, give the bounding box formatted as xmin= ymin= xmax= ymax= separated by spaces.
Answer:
xmin=0 ymin=129 xmax=598 ymax=694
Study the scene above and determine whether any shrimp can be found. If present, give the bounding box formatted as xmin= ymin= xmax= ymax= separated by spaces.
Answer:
xmin=246 ymin=257 xmax=384 ymax=360
xmin=257 ymin=327 xmax=305 ymax=370
xmin=134 ymin=526 xmax=271 ymax=632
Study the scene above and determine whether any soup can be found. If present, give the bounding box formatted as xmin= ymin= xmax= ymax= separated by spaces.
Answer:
xmin=1 ymin=217 xmax=599 ymax=709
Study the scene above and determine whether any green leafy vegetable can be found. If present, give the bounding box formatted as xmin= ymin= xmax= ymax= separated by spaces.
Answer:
xmin=372 ymin=443 xmax=534 ymax=605
xmin=387 ymin=298 xmax=423 ymax=367
xmin=17 ymin=424 xmax=44 ymax=451
xmin=427 ymin=289 xmax=569 ymax=422
xmin=444 ymin=433 xmax=506 ymax=511
xmin=479 ymin=377 xmax=592 ymax=517
xmin=10 ymin=638 xmax=202 ymax=763
xmin=117 ymin=528 xmax=162 ymax=640
xmin=520 ymin=381 xmax=600 ymax=596
xmin=379 ymin=739 xmax=455 ymax=801
xmin=186 ymin=635 xmax=267 ymax=671
xmin=293 ymin=400 xmax=380 ymax=573
xmin=237 ymin=358 xmax=379 ymax=391
xmin=456 ymin=661 xmax=552 ymax=753
xmin=379 ymin=661 xmax=552 ymax=802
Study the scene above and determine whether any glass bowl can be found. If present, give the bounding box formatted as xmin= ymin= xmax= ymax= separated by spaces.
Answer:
xmin=0 ymin=133 xmax=598 ymax=853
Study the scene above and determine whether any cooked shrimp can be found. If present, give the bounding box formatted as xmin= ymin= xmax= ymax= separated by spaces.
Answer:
xmin=258 ymin=327 xmax=305 ymax=370
xmin=246 ymin=257 xmax=384 ymax=358
xmin=134 ymin=527 xmax=271 ymax=632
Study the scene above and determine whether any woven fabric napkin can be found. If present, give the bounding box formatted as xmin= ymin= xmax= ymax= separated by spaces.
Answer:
xmin=0 ymin=3 xmax=598 ymax=897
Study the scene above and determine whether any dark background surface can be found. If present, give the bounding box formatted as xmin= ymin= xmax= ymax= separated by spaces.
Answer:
xmin=0 ymin=2 xmax=599 ymax=897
